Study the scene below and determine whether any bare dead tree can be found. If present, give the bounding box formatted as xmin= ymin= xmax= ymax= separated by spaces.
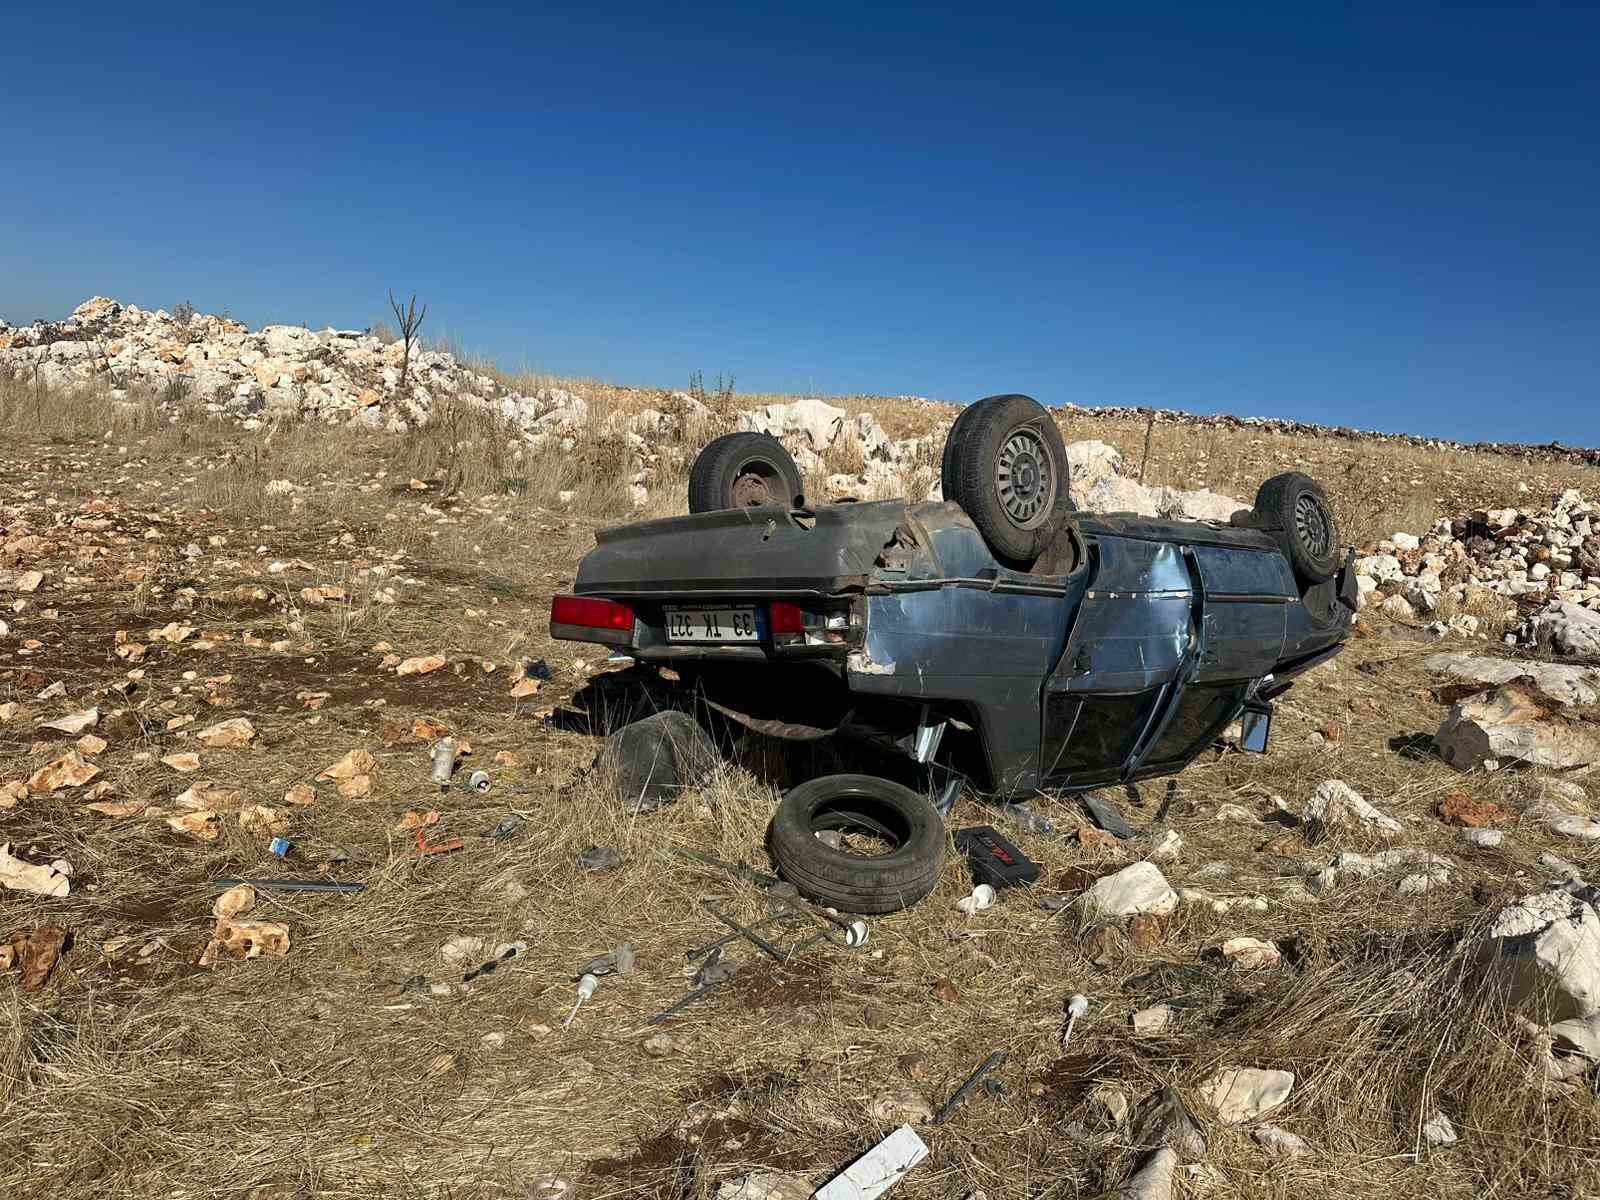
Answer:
xmin=387 ymin=290 xmax=428 ymax=391
xmin=1138 ymin=408 xmax=1157 ymax=483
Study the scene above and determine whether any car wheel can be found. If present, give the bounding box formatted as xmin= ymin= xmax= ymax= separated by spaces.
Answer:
xmin=1254 ymin=471 xmax=1340 ymax=584
xmin=938 ymin=399 xmax=984 ymax=502
xmin=768 ymin=774 xmax=944 ymax=914
xmin=597 ymin=711 xmax=719 ymax=812
xmin=687 ymin=432 xmax=804 ymax=513
xmin=944 ymin=393 xmax=1074 ymax=565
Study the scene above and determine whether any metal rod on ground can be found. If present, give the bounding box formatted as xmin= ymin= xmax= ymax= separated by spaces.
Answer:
xmin=686 ymin=912 xmax=806 ymax=961
xmin=645 ymin=978 xmax=732 ymax=1026
xmin=671 ymin=848 xmax=781 ymax=889
xmin=211 ymin=877 xmax=365 ymax=893
xmin=701 ymin=902 xmax=786 ymax=962
xmin=933 ymin=1051 xmax=1008 ymax=1125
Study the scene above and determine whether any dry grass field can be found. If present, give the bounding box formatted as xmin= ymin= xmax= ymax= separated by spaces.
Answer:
xmin=1 ymin=373 xmax=1598 ymax=1199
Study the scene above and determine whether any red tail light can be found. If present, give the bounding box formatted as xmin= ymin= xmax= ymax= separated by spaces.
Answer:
xmin=768 ymin=601 xmax=806 ymax=636
xmin=550 ymin=594 xmax=635 ymax=643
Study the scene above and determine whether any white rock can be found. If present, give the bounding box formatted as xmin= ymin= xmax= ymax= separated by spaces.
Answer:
xmin=1304 ymin=780 xmax=1403 ymax=840
xmin=1147 ymin=830 xmax=1184 ymax=862
xmin=1380 ymin=593 xmax=1416 ymax=620
xmin=1391 ymin=532 xmax=1421 ymax=551
xmin=1435 ymin=681 xmax=1600 ymax=770
xmin=1116 ymin=1147 xmax=1177 ymax=1200
xmin=737 ymin=397 xmax=846 ymax=451
xmin=439 ymin=934 xmax=486 ymax=966
xmin=1252 ymin=1125 xmax=1312 ymax=1158
xmin=1421 ymin=1110 xmax=1458 ymax=1147
xmin=1219 ymin=937 xmax=1281 ymax=969
xmin=1199 ymin=1067 xmax=1294 ymax=1125
xmin=715 ymin=1170 xmax=812 ymax=1200
xmin=1526 ymin=600 xmax=1600 ymax=658
xmin=1063 ymin=440 xmax=1125 ymax=493
xmin=1084 ymin=475 xmax=1163 ymax=517
xmin=1355 ymin=553 xmax=1404 ymax=583
xmin=1130 ymin=1004 xmax=1173 ymax=1034
xmin=1405 ymin=572 xmax=1443 ymax=613
xmin=1549 ymin=1014 xmax=1600 ymax=1063
xmin=1423 ymin=651 xmax=1600 ymax=706
xmin=1461 ymin=828 xmax=1503 ymax=849
xmin=1081 ymin=862 xmax=1178 ymax=917
xmin=1549 ymin=815 xmax=1600 ymax=842
xmin=1474 ymin=887 xmax=1600 ymax=1020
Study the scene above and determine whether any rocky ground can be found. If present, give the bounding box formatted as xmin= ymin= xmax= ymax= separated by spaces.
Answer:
xmin=2 ymin=302 xmax=1600 ymax=1199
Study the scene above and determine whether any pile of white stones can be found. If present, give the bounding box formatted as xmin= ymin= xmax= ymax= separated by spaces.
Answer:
xmin=0 ymin=296 xmax=593 ymax=441
xmin=4 ymin=297 xmax=1258 ymax=517
xmin=1354 ymin=489 xmax=1600 ymax=653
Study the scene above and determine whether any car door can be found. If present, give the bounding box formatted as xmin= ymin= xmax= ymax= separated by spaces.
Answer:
xmin=1040 ymin=535 xmax=1196 ymax=788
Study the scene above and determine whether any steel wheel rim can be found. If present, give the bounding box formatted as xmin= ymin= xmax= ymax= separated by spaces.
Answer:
xmin=1295 ymin=493 xmax=1332 ymax=559
xmin=730 ymin=461 xmax=782 ymax=507
xmin=994 ymin=426 xmax=1054 ymax=528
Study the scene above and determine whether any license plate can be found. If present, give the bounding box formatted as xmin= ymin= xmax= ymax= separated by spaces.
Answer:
xmin=665 ymin=606 xmax=760 ymax=643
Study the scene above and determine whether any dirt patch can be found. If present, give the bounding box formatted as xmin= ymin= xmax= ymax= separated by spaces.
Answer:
xmin=583 ymin=1129 xmax=696 ymax=1198
xmin=735 ymin=959 xmax=838 ymax=1011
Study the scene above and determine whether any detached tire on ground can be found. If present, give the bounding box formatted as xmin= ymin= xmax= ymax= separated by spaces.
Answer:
xmin=768 ymin=774 xmax=944 ymax=914
xmin=1254 ymin=471 xmax=1340 ymax=584
xmin=597 ymin=710 xmax=719 ymax=813
xmin=942 ymin=393 xmax=1074 ymax=565
xmin=687 ymin=432 xmax=805 ymax=513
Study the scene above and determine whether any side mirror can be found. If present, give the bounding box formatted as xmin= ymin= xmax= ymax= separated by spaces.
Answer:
xmin=1240 ymin=705 xmax=1272 ymax=754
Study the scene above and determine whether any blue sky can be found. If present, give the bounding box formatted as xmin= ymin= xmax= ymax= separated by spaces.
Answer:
xmin=3 ymin=2 xmax=1597 ymax=443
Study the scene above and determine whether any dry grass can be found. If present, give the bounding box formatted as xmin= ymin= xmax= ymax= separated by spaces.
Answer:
xmin=1 ymin=377 xmax=1598 ymax=1199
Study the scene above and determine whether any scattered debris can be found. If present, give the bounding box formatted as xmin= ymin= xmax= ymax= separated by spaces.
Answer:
xmin=953 ymin=825 xmax=1040 ymax=888
xmin=1130 ymin=1004 xmax=1173 ymax=1034
xmin=0 ymin=843 xmax=72 ymax=897
xmin=933 ymin=1050 xmax=1006 ymax=1125
xmin=1421 ymin=1110 xmax=1459 ymax=1147
xmin=440 ymin=934 xmax=486 ymax=966
xmin=715 ymin=1171 xmax=812 ymax=1200
xmin=1199 ymin=1067 xmax=1295 ymax=1125
xmin=578 ymin=845 xmax=623 ymax=872
xmin=813 ymin=1125 xmax=928 ymax=1200
xmin=955 ymin=883 xmax=997 ymax=915
xmin=1061 ymin=993 xmax=1091 ymax=1049
xmin=563 ymin=972 xmax=600 ymax=1028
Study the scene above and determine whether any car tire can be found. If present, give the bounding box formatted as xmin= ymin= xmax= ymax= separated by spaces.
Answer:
xmin=768 ymin=774 xmax=944 ymax=914
xmin=1254 ymin=471 xmax=1340 ymax=584
xmin=687 ymin=432 xmax=804 ymax=513
xmin=598 ymin=711 xmax=719 ymax=812
xmin=938 ymin=399 xmax=984 ymax=502
xmin=943 ymin=393 xmax=1074 ymax=565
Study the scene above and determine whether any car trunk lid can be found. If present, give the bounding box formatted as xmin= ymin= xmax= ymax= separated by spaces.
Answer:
xmin=573 ymin=500 xmax=909 ymax=599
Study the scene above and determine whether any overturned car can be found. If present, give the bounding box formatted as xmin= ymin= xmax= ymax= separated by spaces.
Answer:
xmin=552 ymin=394 xmax=1357 ymax=910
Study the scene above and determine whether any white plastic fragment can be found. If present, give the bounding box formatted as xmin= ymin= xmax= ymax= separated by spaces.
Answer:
xmin=955 ymin=883 xmax=996 ymax=914
xmin=564 ymin=972 xmax=599 ymax=1029
xmin=1061 ymin=993 xmax=1090 ymax=1049
xmin=813 ymin=1125 xmax=929 ymax=1200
